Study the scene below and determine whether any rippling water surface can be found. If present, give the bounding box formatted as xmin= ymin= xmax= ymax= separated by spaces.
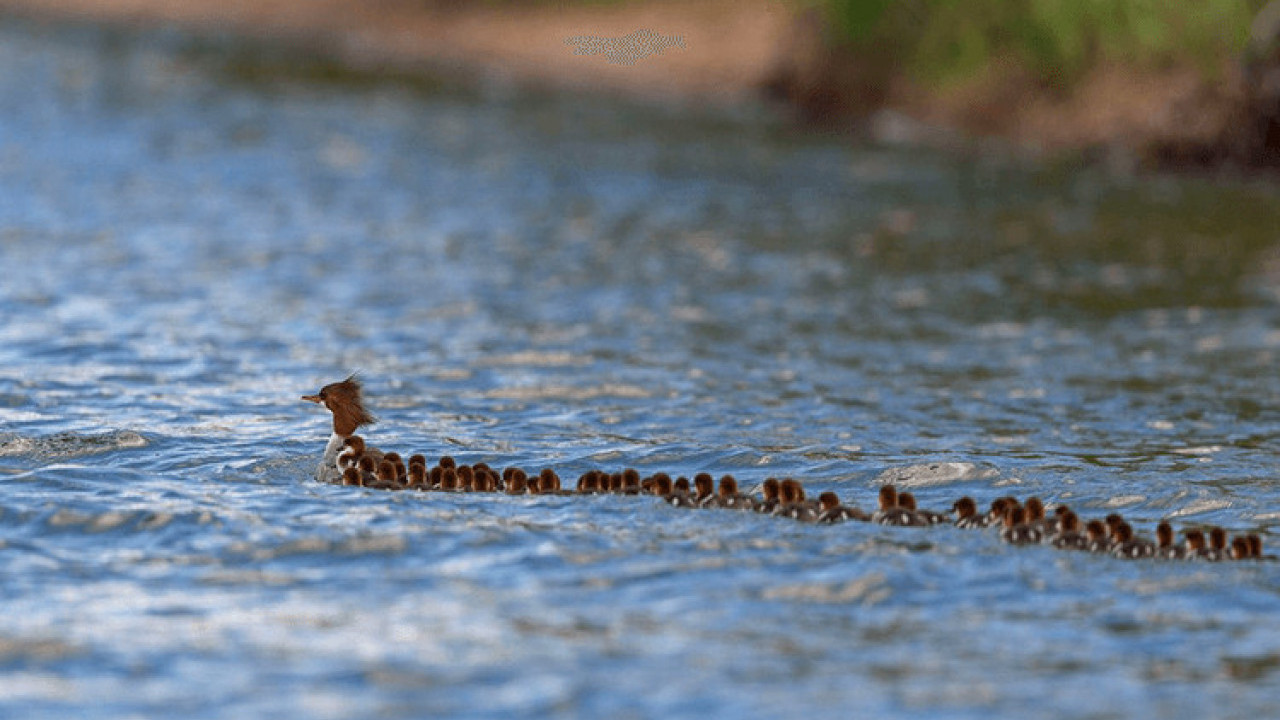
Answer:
xmin=2 ymin=17 xmax=1280 ymax=719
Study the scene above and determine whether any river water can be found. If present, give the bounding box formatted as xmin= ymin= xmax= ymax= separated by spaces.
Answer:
xmin=1 ymin=17 xmax=1279 ymax=719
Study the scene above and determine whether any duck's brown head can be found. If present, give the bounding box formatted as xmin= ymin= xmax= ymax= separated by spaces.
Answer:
xmin=718 ymin=475 xmax=738 ymax=498
xmin=878 ymin=484 xmax=898 ymax=511
xmin=693 ymin=473 xmax=714 ymax=499
xmin=897 ymin=491 xmax=917 ymax=511
xmin=303 ymin=375 xmax=377 ymax=437
xmin=762 ymin=477 xmax=780 ymax=502
xmin=818 ymin=491 xmax=840 ymax=512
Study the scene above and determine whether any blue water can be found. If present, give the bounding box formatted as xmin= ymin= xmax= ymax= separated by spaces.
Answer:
xmin=2 ymin=17 xmax=1279 ymax=719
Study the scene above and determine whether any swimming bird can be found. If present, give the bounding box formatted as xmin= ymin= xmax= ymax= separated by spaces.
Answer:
xmin=1231 ymin=536 xmax=1251 ymax=560
xmin=755 ymin=478 xmax=782 ymax=514
xmin=1155 ymin=522 xmax=1184 ymax=560
xmin=1203 ymin=527 xmax=1229 ymax=562
xmin=303 ymin=375 xmax=378 ymax=484
xmin=691 ymin=473 xmax=716 ymax=507
xmin=952 ymin=497 xmax=986 ymax=529
xmin=1247 ymin=534 xmax=1263 ymax=559
xmin=1051 ymin=511 xmax=1087 ymax=550
xmin=1110 ymin=522 xmax=1154 ymax=559
xmin=986 ymin=497 xmax=1017 ymax=526
xmin=621 ymin=468 xmax=642 ymax=495
xmin=341 ymin=466 xmax=362 ymax=487
xmin=1085 ymin=520 xmax=1111 ymax=553
xmin=897 ymin=492 xmax=948 ymax=525
xmin=650 ymin=474 xmax=674 ymax=497
xmin=816 ymin=492 xmax=869 ymax=523
xmin=505 ymin=469 xmax=528 ymax=495
xmin=773 ymin=479 xmax=818 ymax=522
xmin=646 ymin=473 xmax=673 ymax=498
xmin=1184 ymin=529 xmax=1207 ymax=559
xmin=1000 ymin=506 xmax=1042 ymax=545
xmin=577 ymin=471 xmax=601 ymax=494
xmin=407 ymin=463 xmax=428 ymax=490
xmin=665 ymin=476 xmax=698 ymax=508
xmin=872 ymin=485 xmax=928 ymax=527
xmin=713 ymin=475 xmax=758 ymax=511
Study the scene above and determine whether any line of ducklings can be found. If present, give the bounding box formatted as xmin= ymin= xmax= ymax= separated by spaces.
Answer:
xmin=334 ymin=436 xmax=1265 ymax=562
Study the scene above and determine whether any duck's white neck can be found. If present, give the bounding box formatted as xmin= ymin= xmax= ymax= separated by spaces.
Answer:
xmin=316 ymin=432 xmax=346 ymax=483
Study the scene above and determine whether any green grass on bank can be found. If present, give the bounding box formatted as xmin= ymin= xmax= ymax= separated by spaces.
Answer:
xmin=813 ymin=0 xmax=1269 ymax=87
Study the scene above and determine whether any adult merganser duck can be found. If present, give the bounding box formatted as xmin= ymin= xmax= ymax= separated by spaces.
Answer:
xmin=303 ymin=375 xmax=378 ymax=484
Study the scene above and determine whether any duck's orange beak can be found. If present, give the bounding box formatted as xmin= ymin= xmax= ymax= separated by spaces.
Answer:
xmin=302 ymin=394 xmax=322 ymax=403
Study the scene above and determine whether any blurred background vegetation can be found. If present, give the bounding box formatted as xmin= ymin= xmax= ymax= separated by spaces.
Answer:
xmin=808 ymin=0 xmax=1267 ymax=88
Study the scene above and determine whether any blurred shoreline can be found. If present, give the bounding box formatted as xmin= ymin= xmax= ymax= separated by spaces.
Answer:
xmin=0 ymin=0 xmax=790 ymax=107
xmin=1 ymin=0 xmax=1272 ymax=170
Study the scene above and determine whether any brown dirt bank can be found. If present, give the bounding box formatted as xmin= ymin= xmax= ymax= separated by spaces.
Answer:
xmin=0 ymin=0 xmax=792 ymax=106
xmin=1 ymin=0 xmax=1274 ymax=168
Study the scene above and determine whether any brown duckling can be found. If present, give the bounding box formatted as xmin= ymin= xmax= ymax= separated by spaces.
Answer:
xmin=504 ymin=469 xmax=528 ymax=495
xmin=1110 ymin=522 xmax=1155 ymax=559
xmin=341 ymin=466 xmax=363 ymax=487
xmin=1086 ymin=520 xmax=1111 ymax=553
xmin=1155 ymin=522 xmax=1185 ymax=560
xmin=714 ymin=475 xmax=758 ymax=511
xmin=1051 ymin=511 xmax=1087 ymax=550
xmin=816 ymin=491 xmax=869 ymax=523
xmin=755 ymin=478 xmax=781 ymax=514
xmin=773 ymin=479 xmax=818 ymax=522
xmin=897 ymin=492 xmax=948 ymax=525
xmin=872 ymin=485 xmax=929 ymax=527
xmin=1000 ymin=506 xmax=1042 ymax=545
xmin=952 ymin=496 xmax=986 ymax=529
